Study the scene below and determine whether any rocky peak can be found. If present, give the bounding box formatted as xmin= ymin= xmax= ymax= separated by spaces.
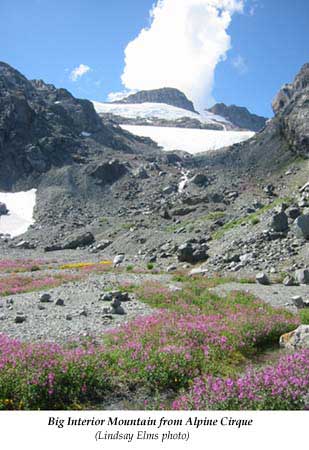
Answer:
xmin=272 ymin=63 xmax=309 ymax=156
xmin=206 ymin=103 xmax=267 ymax=132
xmin=116 ymin=87 xmax=197 ymax=113
xmin=0 ymin=62 xmax=158 ymax=189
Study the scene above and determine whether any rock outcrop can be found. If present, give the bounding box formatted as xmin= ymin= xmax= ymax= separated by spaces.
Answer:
xmin=116 ymin=87 xmax=197 ymax=113
xmin=207 ymin=103 xmax=267 ymax=131
xmin=272 ymin=63 xmax=309 ymax=156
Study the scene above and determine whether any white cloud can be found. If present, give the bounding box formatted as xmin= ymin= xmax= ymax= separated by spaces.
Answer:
xmin=70 ymin=64 xmax=91 ymax=82
xmin=120 ymin=0 xmax=245 ymax=110
xmin=107 ymin=90 xmax=137 ymax=102
xmin=232 ymin=55 xmax=248 ymax=74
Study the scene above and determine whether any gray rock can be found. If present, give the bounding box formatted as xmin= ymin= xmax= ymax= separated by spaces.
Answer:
xmin=283 ymin=275 xmax=296 ymax=286
xmin=178 ymin=241 xmax=208 ymax=264
xmin=293 ymin=215 xmax=309 ymax=239
xmin=295 ymin=269 xmax=309 ymax=285
xmin=15 ymin=314 xmax=26 ymax=324
xmin=286 ymin=206 xmax=301 ymax=220
xmin=63 ymin=231 xmax=95 ymax=250
xmin=191 ymin=173 xmax=209 ymax=187
xmin=55 ymin=298 xmax=65 ymax=306
xmin=256 ymin=272 xmax=271 ymax=285
xmin=270 ymin=211 xmax=288 ymax=232
xmin=0 ymin=202 xmax=9 ymax=215
xmin=40 ymin=293 xmax=52 ymax=303
xmin=111 ymin=305 xmax=126 ymax=315
xmin=280 ymin=325 xmax=309 ymax=349
xmin=291 ymin=296 xmax=305 ymax=308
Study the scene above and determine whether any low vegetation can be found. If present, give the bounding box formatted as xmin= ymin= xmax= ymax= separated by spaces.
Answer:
xmin=0 ymin=276 xmax=302 ymax=410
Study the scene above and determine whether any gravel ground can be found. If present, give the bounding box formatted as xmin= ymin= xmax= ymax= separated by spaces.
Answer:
xmin=211 ymin=282 xmax=309 ymax=312
xmin=0 ymin=272 xmax=171 ymax=343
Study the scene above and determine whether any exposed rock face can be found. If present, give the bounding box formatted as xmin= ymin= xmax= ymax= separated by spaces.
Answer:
xmin=272 ymin=63 xmax=309 ymax=156
xmin=207 ymin=103 xmax=267 ymax=131
xmin=116 ymin=87 xmax=197 ymax=113
xmin=0 ymin=61 xmax=155 ymax=190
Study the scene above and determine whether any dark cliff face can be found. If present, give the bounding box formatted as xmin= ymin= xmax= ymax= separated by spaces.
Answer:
xmin=115 ymin=87 xmax=197 ymax=113
xmin=207 ymin=103 xmax=267 ymax=132
xmin=272 ymin=63 xmax=309 ymax=156
xmin=0 ymin=62 xmax=157 ymax=190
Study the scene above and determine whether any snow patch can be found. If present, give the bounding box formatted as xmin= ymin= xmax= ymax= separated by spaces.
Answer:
xmin=120 ymin=125 xmax=254 ymax=154
xmin=0 ymin=189 xmax=37 ymax=238
xmin=81 ymin=131 xmax=92 ymax=137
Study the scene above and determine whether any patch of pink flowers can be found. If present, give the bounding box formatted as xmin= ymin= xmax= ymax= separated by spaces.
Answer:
xmin=0 ymin=274 xmax=78 ymax=296
xmin=172 ymin=350 xmax=309 ymax=410
xmin=0 ymin=259 xmax=53 ymax=273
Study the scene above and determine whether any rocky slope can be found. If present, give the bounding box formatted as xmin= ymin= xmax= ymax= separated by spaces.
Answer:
xmin=0 ymin=62 xmax=308 ymax=285
xmin=116 ymin=87 xmax=197 ymax=113
xmin=207 ymin=103 xmax=267 ymax=131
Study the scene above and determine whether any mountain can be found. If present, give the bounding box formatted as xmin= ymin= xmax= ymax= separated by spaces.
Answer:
xmin=199 ymin=63 xmax=309 ymax=171
xmin=206 ymin=103 xmax=268 ymax=131
xmin=116 ymin=87 xmax=197 ymax=113
xmin=93 ymin=100 xmax=234 ymax=130
xmin=0 ymin=61 xmax=157 ymax=190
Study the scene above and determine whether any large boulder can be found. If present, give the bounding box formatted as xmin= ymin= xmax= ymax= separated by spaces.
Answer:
xmin=293 ymin=215 xmax=309 ymax=239
xmin=270 ymin=211 xmax=288 ymax=232
xmin=0 ymin=202 xmax=8 ymax=216
xmin=280 ymin=325 xmax=309 ymax=349
xmin=191 ymin=173 xmax=209 ymax=187
xmin=256 ymin=272 xmax=271 ymax=285
xmin=178 ymin=241 xmax=208 ymax=264
xmin=295 ymin=269 xmax=309 ymax=285
xmin=63 ymin=231 xmax=95 ymax=250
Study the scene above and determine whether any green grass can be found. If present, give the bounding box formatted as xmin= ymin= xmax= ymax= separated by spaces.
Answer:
xmin=165 ymin=211 xmax=226 ymax=233
xmin=213 ymin=197 xmax=293 ymax=240
xmin=300 ymin=309 xmax=309 ymax=325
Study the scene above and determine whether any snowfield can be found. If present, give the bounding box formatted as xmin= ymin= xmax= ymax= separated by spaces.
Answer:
xmin=0 ymin=189 xmax=37 ymax=238
xmin=92 ymin=101 xmax=230 ymax=127
xmin=120 ymin=125 xmax=255 ymax=154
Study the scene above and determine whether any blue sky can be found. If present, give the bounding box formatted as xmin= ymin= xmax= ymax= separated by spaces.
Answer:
xmin=0 ymin=0 xmax=308 ymax=117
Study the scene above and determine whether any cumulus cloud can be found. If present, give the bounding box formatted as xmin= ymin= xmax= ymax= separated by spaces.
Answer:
xmin=70 ymin=64 xmax=91 ymax=82
xmin=232 ymin=55 xmax=248 ymax=74
xmin=118 ymin=0 xmax=245 ymax=109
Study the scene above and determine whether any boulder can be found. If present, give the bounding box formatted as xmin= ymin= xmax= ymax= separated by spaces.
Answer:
xmin=0 ymin=202 xmax=8 ymax=215
xmin=191 ymin=173 xmax=209 ymax=187
xmin=291 ymin=296 xmax=306 ymax=308
xmin=40 ymin=293 xmax=52 ymax=303
xmin=295 ymin=269 xmax=309 ymax=285
xmin=286 ymin=206 xmax=301 ymax=220
xmin=256 ymin=272 xmax=271 ymax=285
xmin=15 ymin=314 xmax=27 ymax=324
xmin=293 ymin=215 xmax=309 ymax=239
xmin=270 ymin=211 xmax=288 ymax=232
xmin=55 ymin=298 xmax=65 ymax=306
xmin=178 ymin=242 xmax=208 ymax=264
xmin=283 ymin=275 xmax=296 ymax=286
xmin=63 ymin=231 xmax=95 ymax=250
xmin=280 ymin=325 xmax=309 ymax=349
